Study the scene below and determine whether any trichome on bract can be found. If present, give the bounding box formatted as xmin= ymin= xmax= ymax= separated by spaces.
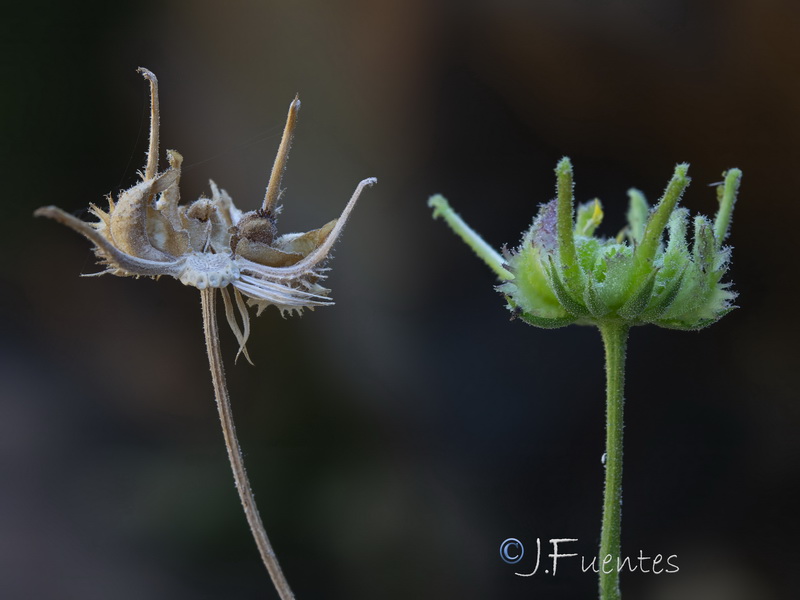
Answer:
xmin=430 ymin=158 xmax=740 ymax=332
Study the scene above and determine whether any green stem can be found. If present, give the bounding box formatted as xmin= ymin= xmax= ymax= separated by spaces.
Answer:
xmin=598 ymin=322 xmax=629 ymax=600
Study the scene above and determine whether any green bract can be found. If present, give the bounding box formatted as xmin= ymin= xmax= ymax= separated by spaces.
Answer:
xmin=429 ymin=158 xmax=741 ymax=331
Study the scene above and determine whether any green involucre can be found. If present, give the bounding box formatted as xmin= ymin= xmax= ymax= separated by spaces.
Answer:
xmin=430 ymin=160 xmax=741 ymax=331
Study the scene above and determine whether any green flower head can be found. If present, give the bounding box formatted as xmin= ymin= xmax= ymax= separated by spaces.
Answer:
xmin=429 ymin=158 xmax=742 ymax=331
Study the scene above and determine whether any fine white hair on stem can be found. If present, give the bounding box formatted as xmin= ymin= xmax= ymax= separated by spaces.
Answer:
xmin=201 ymin=288 xmax=295 ymax=600
xmin=136 ymin=68 xmax=160 ymax=181
xmin=263 ymin=96 xmax=300 ymax=214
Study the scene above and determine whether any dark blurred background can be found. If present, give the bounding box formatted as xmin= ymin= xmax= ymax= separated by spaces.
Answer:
xmin=2 ymin=1 xmax=798 ymax=599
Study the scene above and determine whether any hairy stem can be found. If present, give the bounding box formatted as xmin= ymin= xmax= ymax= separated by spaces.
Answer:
xmin=263 ymin=97 xmax=300 ymax=213
xmin=598 ymin=323 xmax=629 ymax=600
xmin=555 ymin=157 xmax=580 ymax=292
xmin=200 ymin=288 xmax=296 ymax=600
xmin=428 ymin=194 xmax=513 ymax=280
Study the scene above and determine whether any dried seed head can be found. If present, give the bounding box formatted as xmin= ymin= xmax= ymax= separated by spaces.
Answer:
xmin=35 ymin=68 xmax=377 ymax=357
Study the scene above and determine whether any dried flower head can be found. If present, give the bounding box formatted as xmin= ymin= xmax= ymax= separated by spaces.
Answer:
xmin=36 ymin=68 xmax=376 ymax=361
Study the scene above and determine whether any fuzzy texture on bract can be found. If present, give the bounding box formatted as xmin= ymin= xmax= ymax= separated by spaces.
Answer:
xmin=431 ymin=159 xmax=741 ymax=331
xmin=35 ymin=68 xmax=376 ymax=361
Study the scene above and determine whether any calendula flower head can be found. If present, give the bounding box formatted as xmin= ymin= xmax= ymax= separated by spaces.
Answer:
xmin=36 ymin=68 xmax=376 ymax=361
xmin=429 ymin=157 xmax=741 ymax=331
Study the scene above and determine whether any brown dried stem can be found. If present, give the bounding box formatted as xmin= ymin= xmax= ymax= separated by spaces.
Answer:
xmin=263 ymin=97 xmax=300 ymax=213
xmin=200 ymin=287 xmax=296 ymax=600
xmin=137 ymin=68 xmax=160 ymax=181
